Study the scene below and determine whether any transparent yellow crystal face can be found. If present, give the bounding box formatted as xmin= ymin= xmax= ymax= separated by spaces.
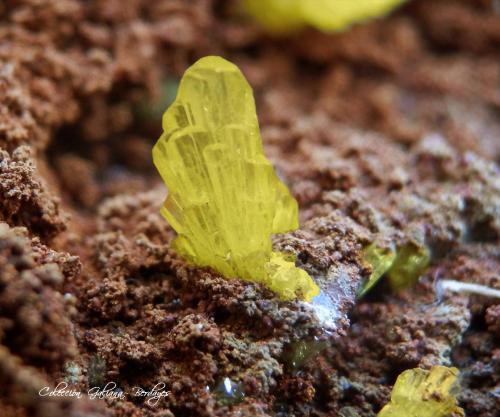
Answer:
xmin=388 ymin=242 xmax=430 ymax=291
xmin=359 ymin=244 xmax=396 ymax=297
xmin=359 ymin=241 xmax=431 ymax=296
xmin=243 ymin=0 xmax=405 ymax=33
xmin=153 ymin=56 xmax=319 ymax=302
xmin=378 ymin=366 xmax=465 ymax=417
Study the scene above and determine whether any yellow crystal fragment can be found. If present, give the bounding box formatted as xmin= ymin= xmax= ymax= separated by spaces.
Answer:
xmin=378 ymin=366 xmax=465 ymax=417
xmin=388 ymin=242 xmax=430 ymax=291
xmin=359 ymin=244 xmax=396 ymax=297
xmin=243 ymin=0 xmax=405 ymax=33
xmin=153 ymin=56 xmax=319 ymax=302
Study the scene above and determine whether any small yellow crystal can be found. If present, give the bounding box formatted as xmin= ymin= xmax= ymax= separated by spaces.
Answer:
xmin=359 ymin=244 xmax=396 ymax=297
xmin=378 ymin=366 xmax=465 ymax=417
xmin=388 ymin=242 xmax=430 ymax=291
xmin=153 ymin=56 xmax=319 ymax=301
xmin=243 ymin=0 xmax=405 ymax=33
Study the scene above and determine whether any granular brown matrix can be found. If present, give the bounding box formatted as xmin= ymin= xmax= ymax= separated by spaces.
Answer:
xmin=0 ymin=1 xmax=498 ymax=417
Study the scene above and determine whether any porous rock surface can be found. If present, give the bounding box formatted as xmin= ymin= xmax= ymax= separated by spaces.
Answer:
xmin=0 ymin=1 xmax=498 ymax=416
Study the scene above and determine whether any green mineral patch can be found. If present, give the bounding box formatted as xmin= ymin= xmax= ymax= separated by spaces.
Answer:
xmin=284 ymin=338 xmax=328 ymax=369
xmin=135 ymin=77 xmax=179 ymax=121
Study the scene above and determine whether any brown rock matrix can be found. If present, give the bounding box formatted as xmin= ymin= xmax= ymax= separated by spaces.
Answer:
xmin=0 ymin=1 xmax=498 ymax=416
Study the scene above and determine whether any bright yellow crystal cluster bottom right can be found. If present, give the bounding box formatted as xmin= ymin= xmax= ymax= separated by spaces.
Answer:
xmin=378 ymin=366 xmax=464 ymax=417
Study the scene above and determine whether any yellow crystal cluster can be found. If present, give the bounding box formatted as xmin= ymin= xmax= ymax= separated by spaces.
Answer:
xmin=243 ymin=0 xmax=405 ymax=33
xmin=153 ymin=56 xmax=319 ymax=302
xmin=378 ymin=366 xmax=464 ymax=417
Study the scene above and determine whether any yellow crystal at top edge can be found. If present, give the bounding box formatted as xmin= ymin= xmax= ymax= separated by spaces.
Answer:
xmin=243 ymin=0 xmax=406 ymax=33
xmin=152 ymin=56 xmax=320 ymax=302
xmin=377 ymin=366 xmax=465 ymax=417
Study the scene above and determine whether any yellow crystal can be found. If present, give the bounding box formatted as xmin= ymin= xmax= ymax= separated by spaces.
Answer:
xmin=378 ymin=366 xmax=465 ymax=417
xmin=243 ymin=0 xmax=405 ymax=33
xmin=359 ymin=243 xmax=396 ymax=297
xmin=388 ymin=242 xmax=430 ymax=291
xmin=152 ymin=56 xmax=319 ymax=302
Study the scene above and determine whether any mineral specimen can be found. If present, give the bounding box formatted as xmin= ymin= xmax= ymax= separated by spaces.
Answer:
xmin=243 ymin=0 xmax=405 ymax=33
xmin=377 ymin=366 xmax=464 ymax=417
xmin=153 ymin=56 xmax=319 ymax=301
